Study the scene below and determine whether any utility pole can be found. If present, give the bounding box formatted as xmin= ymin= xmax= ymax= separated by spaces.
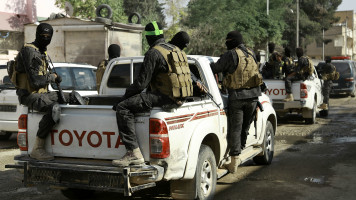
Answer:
xmin=345 ymin=17 xmax=348 ymax=57
xmin=296 ymin=0 xmax=299 ymax=48
xmin=266 ymin=0 xmax=269 ymax=62
xmin=322 ymin=29 xmax=325 ymax=60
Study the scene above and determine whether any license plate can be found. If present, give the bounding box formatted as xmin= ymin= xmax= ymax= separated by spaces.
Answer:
xmin=0 ymin=105 xmax=17 ymax=112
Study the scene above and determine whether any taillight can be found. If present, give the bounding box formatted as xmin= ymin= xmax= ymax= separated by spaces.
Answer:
xmin=149 ymin=118 xmax=170 ymax=158
xmin=345 ymin=77 xmax=354 ymax=82
xmin=17 ymin=114 xmax=28 ymax=151
xmin=300 ymin=83 xmax=308 ymax=98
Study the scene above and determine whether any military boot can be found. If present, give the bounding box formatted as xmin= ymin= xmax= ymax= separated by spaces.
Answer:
xmin=112 ymin=148 xmax=144 ymax=167
xmin=283 ymin=94 xmax=294 ymax=102
xmin=30 ymin=137 xmax=54 ymax=161
xmin=319 ymin=103 xmax=328 ymax=110
xmin=225 ymin=156 xmax=241 ymax=174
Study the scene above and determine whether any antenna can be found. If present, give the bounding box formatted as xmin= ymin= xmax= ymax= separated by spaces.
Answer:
xmin=65 ymin=1 xmax=74 ymax=17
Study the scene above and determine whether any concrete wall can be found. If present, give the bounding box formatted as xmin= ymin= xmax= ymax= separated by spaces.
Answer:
xmin=24 ymin=18 xmax=144 ymax=66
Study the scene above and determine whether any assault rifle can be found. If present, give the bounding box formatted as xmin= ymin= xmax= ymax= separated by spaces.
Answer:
xmin=191 ymin=73 xmax=221 ymax=108
xmin=46 ymin=54 xmax=66 ymax=103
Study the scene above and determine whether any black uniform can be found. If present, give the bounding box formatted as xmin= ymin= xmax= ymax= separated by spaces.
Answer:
xmin=114 ymin=38 xmax=176 ymax=151
xmin=16 ymin=43 xmax=76 ymax=138
xmin=210 ymin=46 xmax=261 ymax=156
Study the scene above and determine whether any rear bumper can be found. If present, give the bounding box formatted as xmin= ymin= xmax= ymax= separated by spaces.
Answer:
xmin=0 ymin=120 xmax=18 ymax=132
xmin=272 ymin=100 xmax=306 ymax=112
xmin=5 ymin=155 xmax=164 ymax=196
xmin=331 ymin=88 xmax=353 ymax=94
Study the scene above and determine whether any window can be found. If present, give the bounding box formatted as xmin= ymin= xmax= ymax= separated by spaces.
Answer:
xmin=51 ymin=67 xmax=97 ymax=91
xmin=107 ymin=63 xmax=142 ymax=88
xmin=333 ymin=62 xmax=351 ymax=76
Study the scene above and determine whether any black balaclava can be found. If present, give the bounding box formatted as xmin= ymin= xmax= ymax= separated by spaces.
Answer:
xmin=325 ymin=56 xmax=332 ymax=63
xmin=256 ymin=52 xmax=261 ymax=62
xmin=225 ymin=30 xmax=243 ymax=50
xmin=296 ymin=47 xmax=304 ymax=58
xmin=145 ymin=21 xmax=164 ymax=47
xmin=34 ymin=23 xmax=53 ymax=51
xmin=284 ymin=47 xmax=291 ymax=57
xmin=108 ymin=44 xmax=121 ymax=60
xmin=268 ymin=43 xmax=275 ymax=54
xmin=169 ymin=31 xmax=190 ymax=50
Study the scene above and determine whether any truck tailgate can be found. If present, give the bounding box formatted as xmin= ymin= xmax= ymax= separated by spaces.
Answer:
xmin=264 ymin=80 xmax=301 ymax=100
xmin=27 ymin=105 xmax=150 ymax=160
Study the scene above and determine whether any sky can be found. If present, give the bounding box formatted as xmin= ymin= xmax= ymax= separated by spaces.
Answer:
xmin=337 ymin=0 xmax=356 ymax=12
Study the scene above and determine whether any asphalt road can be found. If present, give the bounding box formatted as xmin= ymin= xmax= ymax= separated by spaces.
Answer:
xmin=1 ymin=95 xmax=356 ymax=200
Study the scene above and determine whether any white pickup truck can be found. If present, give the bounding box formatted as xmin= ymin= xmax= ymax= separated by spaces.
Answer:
xmin=7 ymin=56 xmax=277 ymax=200
xmin=263 ymin=66 xmax=324 ymax=124
xmin=0 ymin=63 xmax=97 ymax=140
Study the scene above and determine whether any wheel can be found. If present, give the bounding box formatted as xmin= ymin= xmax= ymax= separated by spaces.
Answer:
xmin=351 ymin=87 xmax=356 ymax=97
xmin=170 ymin=145 xmax=216 ymax=200
xmin=195 ymin=145 xmax=217 ymax=200
xmin=0 ymin=132 xmax=12 ymax=140
xmin=60 ymin=188 xmax=95 ymax=200
xmin=128 ymin=12 xmax=142 ymax=24
xmin=319 ymin=109 xmax=329 ymax=117
xmin=253 ymin=121 xmax=274 ymax=165
xmin=95 ymin=4 xmax=112 ymax=19
xmin=305 ymin=101 xmax=316 ymax=124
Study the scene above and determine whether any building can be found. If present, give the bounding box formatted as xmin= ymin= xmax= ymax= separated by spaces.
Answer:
xmin=306 ymin=10 xmax=356 ymax=61
xmin=0 ymin=0 xmax=62 ymax=63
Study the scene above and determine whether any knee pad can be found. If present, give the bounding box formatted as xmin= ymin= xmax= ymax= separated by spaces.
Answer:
xmin=52 ymin=103 xmax=61 ymax=123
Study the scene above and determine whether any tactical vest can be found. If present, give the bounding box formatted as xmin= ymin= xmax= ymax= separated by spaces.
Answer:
xmin=96 ymin=59 xmax=108 ymax=92
xmin=284 ymin=56 xmax=295 ymax=75
xmin=298 ymin=56 xmax=314 ymax=77
xmin=223 ymin=48 xmax=263 ymax=90
xmin=322 ymin=63 xmax=339 ymax=81
xmin=151 ymin=44 xmax=193 ymax=99
xmin=12 ymin=43 xmax=49 ymax=94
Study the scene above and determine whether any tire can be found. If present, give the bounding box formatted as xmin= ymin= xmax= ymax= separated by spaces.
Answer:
xmin=60 ymin=188 xmax=95 ymax=200
xmin=95 ymin=17 xmax=112 ymax=25
xmin=305 ymin=101 xmax=316 ymax=124
xmin=253 ymin=121 xmax=274 ymax=165
xmin=319 ymin=109 xmax=329 ymax=117
xmin=0 ymin=132 xmax=12 ymax=140
xmin=196 ymin=145 xmax=217 ymax=200
xmin=351 ymin=87 xmax=356 ymax=97
xmin=128 ymin=12 xmax=142 ymax=24
xmin=95 ymin=4 xmax=112 ymax=19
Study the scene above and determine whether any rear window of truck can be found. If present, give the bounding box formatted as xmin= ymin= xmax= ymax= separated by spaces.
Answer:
xmin=107 ymin=63 xmax=142 ymax=88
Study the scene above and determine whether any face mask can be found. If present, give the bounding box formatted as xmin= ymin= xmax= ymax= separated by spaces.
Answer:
xmin=225 ymin=39 xmax=238 ymax=50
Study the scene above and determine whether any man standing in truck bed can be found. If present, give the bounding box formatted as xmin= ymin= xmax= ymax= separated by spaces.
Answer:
xmin=210 ymin=30 xmax=262 ymax=173
xmin=112 ymin=21 xmax=194 ymax=166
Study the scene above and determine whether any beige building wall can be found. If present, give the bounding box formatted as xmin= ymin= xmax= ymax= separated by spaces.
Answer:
xmin=306 ymin=10 xmax=356 ymax=60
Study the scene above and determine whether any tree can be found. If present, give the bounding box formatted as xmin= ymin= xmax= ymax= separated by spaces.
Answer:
xmin=282 ymin=0 xmax=342 ymax=52
xmin=55 ymin=0 xmax=127 ymax=23
xmin=162 ymin=0 xmax=188 ymax=42
xmin=183 ymin=0 xmax=287 ymax=56
xmin=123 ymin=0 xmax=166 ymax=52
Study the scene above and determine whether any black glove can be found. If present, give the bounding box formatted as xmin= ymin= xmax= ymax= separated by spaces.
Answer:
xmin=55 ymin=74 xmax=62 ymax=84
